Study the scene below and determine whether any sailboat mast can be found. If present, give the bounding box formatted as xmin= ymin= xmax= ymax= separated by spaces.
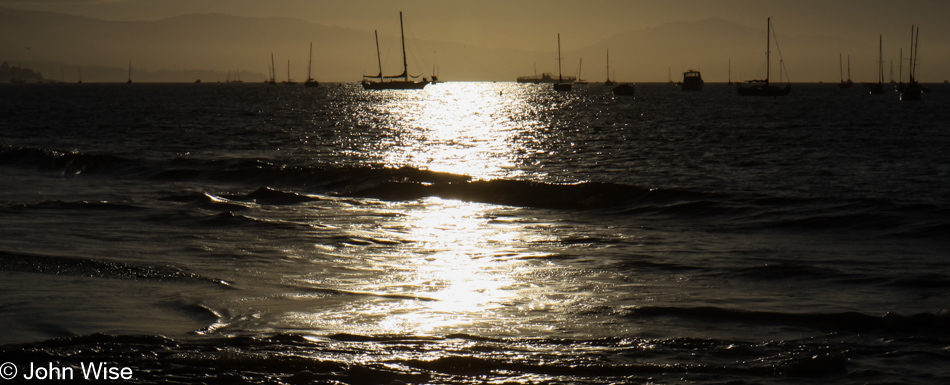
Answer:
xmin=400 ymin=11 xmax=408 ymax=82
xmin=374 ymin=30 xmax=382 ymax=81
xmin=878 ymin=35 xmax=884 ymax=84
xmin=766 ymin=17 xmax=770 ymax=86
xmin=271 ymin=52 xmax=276 ymax=82
xmin=908 ymin=25 xmax=914 ymax=83
xmin=606 ymin=48 xmax=609 ymax=81
xmin=839 ymin=54 xmax=843 ymax=82
xmin=557 ymin=33 xmax=563 ymax=83
xmin=308 ymin=42 xmax=313 ymax=80
xmin=912 ymin=26 xmax=919 ymax=80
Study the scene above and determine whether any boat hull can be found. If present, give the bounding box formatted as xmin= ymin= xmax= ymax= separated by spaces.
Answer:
xmin=518 ymin=73 xmax=577 ymax=84
xmin=553 ymin=83 xmax=572 ymax=92
xmin=612 ymin=84 xmax=635 ymax=96
xmin=362 ymin=80 xmax=428 ymax=90
xmin=681 ymin=79 xmax=703 ymax=91
xmin=737 ymin=83 xmax=791 ymax=96
xmin=900 ymin=84 xmax=921 ymax=101
xmin=681 ymin=71 xmax=703 ymax=91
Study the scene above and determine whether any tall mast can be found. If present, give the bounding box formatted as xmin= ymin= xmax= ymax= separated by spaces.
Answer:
xmin=374 ymin=30 xmax=382 ymax=81
xmin=271 ymin=52 xmax=276 ymax=82
xmin=606 ymin=48 xmax=609 ymax=81
xmin=307 ymin=42 xmax=313 ymax=81
xmin=878 ymin=34 xmax=884 ymax=84
xmin=766 ymin=17 xmax=771 ymax=86
xmin=908 ymin=25 xmax=914 ymax=83
xmin=839 ymin=53 xmax=843 ymax=82
xmin=399 ymin=11 xmax=408 ymax=82
xmin=912 ymin=26 xmax=919 ymax=80
xmin=557 ymin=33 xmax=563 ymax=83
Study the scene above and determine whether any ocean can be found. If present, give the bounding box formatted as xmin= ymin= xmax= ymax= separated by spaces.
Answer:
xmin=1 ymin=81 xmax=949 ymax=384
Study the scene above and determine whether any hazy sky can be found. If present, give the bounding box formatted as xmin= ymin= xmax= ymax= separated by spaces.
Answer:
xmin=3 ymin=0 xmax=950 ymax=82
xmin=5 ymin=0 xmax=949 ymax=50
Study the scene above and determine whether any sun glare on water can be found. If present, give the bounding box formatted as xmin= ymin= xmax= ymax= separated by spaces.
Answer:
xmin=376 ymin=82 xmax=529 ymax=180
xmin=259 ymin=84 xmax=608 ymax=339
xmin=281 ymin=197 xmax=562 ymax=337
xmin=374 ymin=198 xmax=524 ymax=334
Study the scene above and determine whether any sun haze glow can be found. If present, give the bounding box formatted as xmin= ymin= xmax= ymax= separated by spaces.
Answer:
xmin=3 ymin=0 xmax=950 ymax=82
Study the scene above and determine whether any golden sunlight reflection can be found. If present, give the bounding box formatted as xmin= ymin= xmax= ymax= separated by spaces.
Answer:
xmin=377 ymin=83 xmax=530 ymax=180
xmin=282 ymin=197 xmax=577 ymax=337
xmin=376 ymin=198 xmax=529 ymax=334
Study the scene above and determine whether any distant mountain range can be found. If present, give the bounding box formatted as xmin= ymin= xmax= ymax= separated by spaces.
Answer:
xmin=0 ymin=6 xmax=890 ymax=83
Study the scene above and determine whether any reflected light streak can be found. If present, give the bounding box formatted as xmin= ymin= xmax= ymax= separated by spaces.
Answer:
xmin=378 ymin=83 xmax=526 ymax=180
xmin=282 ymin=85 xmax=591 ymax=338
xmin=282 ymin=197 xmax=563 ymax=337
xmin=376 ymin=198 xmax=521 ymax=334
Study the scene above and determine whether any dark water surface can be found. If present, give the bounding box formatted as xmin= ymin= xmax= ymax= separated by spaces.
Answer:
xmin=2 ymin=82 xmax=949 ymax=384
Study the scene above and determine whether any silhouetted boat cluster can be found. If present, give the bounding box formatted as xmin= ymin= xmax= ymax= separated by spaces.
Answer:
xmin=39 ymin=12 xmax=928 ymax=99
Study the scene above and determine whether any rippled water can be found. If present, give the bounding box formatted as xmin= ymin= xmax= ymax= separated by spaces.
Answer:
xmin=1 ymin=82 xmax=949 ymax=384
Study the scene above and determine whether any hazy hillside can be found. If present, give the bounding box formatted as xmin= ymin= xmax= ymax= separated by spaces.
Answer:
xmin=0 ymin=7 xmax=917 ymax=83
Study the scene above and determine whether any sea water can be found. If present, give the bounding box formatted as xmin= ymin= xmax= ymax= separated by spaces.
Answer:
xmin=1 ymin=82 xmax=949 ymax=384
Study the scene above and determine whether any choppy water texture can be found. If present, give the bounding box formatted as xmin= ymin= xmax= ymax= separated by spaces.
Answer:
xmin=2 ymin=82 xmax=949 ymax=384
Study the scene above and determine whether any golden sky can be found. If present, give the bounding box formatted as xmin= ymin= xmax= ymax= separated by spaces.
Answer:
xmin=3 ymin=0 xmax=949 ymax=82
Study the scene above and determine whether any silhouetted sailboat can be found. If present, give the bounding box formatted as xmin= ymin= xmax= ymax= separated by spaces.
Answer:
xmin=282 ymin=60 xmax=296 ymax=85
xmin=267 ymin=53 xmax=277 ymax=85
xmin=553 ymin=33 xmax=572 ymax=92
xmin=869 ymin=35 xmax=886 ymax=95
xmin=838 ymin=54 xmax=853 ymax=89
xmin=126 ymin=59 xmax=132 ymax=85
xmin=738 ymin=17 xmax=790 ymax=96
xmin=362 ymin=12 xmax=428 ymax=90
xmin=604 ymin=49 xmax=613 ymax=86
xmin=305 ymin=42 xmax=319 ymax=88
xmin=900 ymin=25 xmax=921 ymax=101
xmin=575 ymin=58 xmax=588 ymax=84
xmin=727 ymin=58 xmax=733 ymax=85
